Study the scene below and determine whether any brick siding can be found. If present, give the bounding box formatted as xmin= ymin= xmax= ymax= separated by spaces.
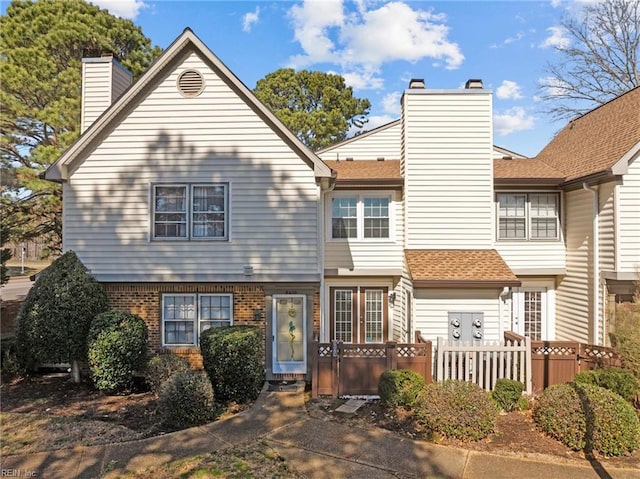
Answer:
xmin=105 ymin=283 xmax=320 ymax=370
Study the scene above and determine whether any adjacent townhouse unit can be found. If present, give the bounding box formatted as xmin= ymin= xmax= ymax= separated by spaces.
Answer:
xmin=45 ymin=29 xmax=640 ymax=380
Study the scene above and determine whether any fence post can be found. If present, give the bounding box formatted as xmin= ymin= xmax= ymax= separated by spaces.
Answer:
xmin=436 ymin=336 xmax=443 ymax=382
xmin=311 ymin=340 xmax=319 ymax=398
xmin=524 ymin=336 xmax=532 ymax=395
xmin=386 ymin=342 xmax=397 ymax=370
xmin=332 ymin=340 xmax=340 ymax=398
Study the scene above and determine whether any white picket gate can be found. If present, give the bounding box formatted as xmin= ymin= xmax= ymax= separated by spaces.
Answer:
xmin=435 ymin=336 xmax=532 ymax=394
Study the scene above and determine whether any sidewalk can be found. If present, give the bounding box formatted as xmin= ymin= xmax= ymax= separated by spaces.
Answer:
xmin=2 ymin=384 xmax=639 ymax=479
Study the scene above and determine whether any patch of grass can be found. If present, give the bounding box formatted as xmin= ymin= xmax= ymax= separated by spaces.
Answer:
xmin=115 ymin=442 xmax=303 ymax=478
xmin=0 ymin=412 xmax=142 ymax=455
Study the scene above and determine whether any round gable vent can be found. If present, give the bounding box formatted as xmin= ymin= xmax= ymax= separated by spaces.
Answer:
xmin=177 ymin=69 xmax=204 ymax=97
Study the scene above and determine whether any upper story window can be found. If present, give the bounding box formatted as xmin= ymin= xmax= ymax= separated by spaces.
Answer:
xmin=162 ymin=293 xmax=233 ymax=347
xmin=497 ymin=193 xmax=559 ymax=240
xmin=330 ymin=193 xmax=391 ymax=240
xmin=153 ymin=184 xmax=228 ymax=240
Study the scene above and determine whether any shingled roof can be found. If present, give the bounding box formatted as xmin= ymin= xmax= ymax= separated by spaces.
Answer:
xmin=535 ymin=86 xmax=640 ymax=182
xmin=405 ymin=249 xmax=521 ymax=288
xmin=493 ymin=158 xmax=565 ymax=185
xmin=325 ymin=160 xmax=402 ymax=186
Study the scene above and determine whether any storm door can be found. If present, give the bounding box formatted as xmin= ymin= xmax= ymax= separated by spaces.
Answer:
xmin=272 ymin=295 xmax=306 ymax=374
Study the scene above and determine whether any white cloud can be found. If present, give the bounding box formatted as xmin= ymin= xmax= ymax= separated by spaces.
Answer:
xmin=504 ymin=31 xmax=525 ymax=45
xmin=242 ymin=7 xmax=260 ymax=33
xmin=342 ymin=69 xmax=384 ymax=90
xmin=92 ymin=0 xmax=146 ymax=19
xmin=382 ymin=91 xmax=402 ymax=115
xmin=494 ymin=107 xmax=536 ymax=136
xmin=550 ymin=0 xmax=563 ymax=7
xmin=537 ymin=76 xmax=570 ymax=97
xmin=496 ymin=80 xmax=524 ymax=100
xmin=540 ymin=25 xmax=570 ymax=49
xmin=287 ymin=0 xmax=464 ymax=82
xmin=288 ymin=0 xmax=345 ymax=67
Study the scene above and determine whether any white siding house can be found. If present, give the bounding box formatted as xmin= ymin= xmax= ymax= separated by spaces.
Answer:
xmin=46 ymin=27 xmax=638 ymax=379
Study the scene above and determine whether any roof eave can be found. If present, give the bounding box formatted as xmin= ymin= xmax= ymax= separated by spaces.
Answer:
xmin=334 ymin=178 xmax=404 ymax=188
xmin=412 ymin=279 xmax=522 ymax=288
xmin=494 ymin=178 xmax=565 ymax=186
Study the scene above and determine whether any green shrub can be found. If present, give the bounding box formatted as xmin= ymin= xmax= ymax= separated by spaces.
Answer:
xmin=609 ymin=301 xmax=640 ymax=379
xmin=87 ymin=311 xmax=148 ymax=394
xmin=145 ymin=353 xmax=191 ymax=393
xmin=200 ymin=326 xmax=264 ymax=403
xmin=1 ymin=337 xmax=22 ymax=379
xmin=573 ymin=368 xmax=639 ymax=402
xmin=492 ymin=379 xmax=526 ymax=412
xmin=414 ymin=380 xmax=497 ymax=441
xmin=158 ymin=370 xmax=215 ymax=428
xmin=533 ymin=384 xmax=586 ymax=451
xmin=15 ymin=251 xmax=109 ymax=376
xmin=378 ymin=369 xmax=426 ymax=409
xmin=573 ymin=382 xmax=640 ymax=456
xmin=534 ymin=383 xmax=640 ymax=456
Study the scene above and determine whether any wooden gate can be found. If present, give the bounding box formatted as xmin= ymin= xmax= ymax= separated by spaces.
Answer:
xmin=311 ymin=341 xmax=432 ymax=398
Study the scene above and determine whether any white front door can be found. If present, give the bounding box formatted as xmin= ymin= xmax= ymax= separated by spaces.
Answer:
xmin=272 ymin=295 xmax=306 ymax=374
xmin=513 ymin=288 xmax=548 ymax=341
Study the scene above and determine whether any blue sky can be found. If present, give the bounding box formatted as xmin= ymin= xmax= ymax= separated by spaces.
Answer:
xmin=69 ymin=1 xmax=588 ymax=156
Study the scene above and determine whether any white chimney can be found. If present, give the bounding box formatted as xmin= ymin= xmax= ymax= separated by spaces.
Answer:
xmin=81 ymin=54 xmax=133 ymax=133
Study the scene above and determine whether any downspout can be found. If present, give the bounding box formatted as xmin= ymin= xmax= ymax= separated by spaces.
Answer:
xmin=583 ymin=182 xmax=600 ymax=344
xmin=318 ymin=174 xmax=337 ymax=342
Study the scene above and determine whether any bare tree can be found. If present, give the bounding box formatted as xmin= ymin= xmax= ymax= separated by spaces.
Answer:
xmin=538 ymin=0 xmax=639 ymax=121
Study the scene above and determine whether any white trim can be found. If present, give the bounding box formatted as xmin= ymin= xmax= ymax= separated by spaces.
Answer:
xmin=161 ymin=293 xmax=233 ymax=347
xmin=327 ymin=191 xmax=396 ymax=242
xmin=272 ymin=294 xmax=307 ymax=374
xmin=611 ymin=140 xmax=640 ymax=175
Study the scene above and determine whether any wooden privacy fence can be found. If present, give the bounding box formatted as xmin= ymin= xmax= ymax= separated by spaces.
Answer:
xmin=435 ymin=335 xmax=532 ymax=394
xmin=518 ymin=335 xmax=622 ymax=393
xmin=311 ymin=340 xmax=432 ymax=398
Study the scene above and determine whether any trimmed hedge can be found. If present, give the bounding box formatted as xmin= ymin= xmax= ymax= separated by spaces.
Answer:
xmin=533 ymin=382 xmax=640 ymax=456
xmin=16 ymin=251 xmax=109 ymax=371
xmin=414 ymin=380 xmax=497 ymax=441
xmin=158 ymin=370 xmax=215 ymax=428
xmin=200 ymin=325 xmax=264 ymax=402
xmin=378 ymin=369 xmax=426 ymax=409
xmin=87 ymin=311 xmax=148 ymax=394
xmin=492 ymin=378 xmax=527 ymax=412
xmin=573 ymin=368 xmax=638 ymax=403
xmin=145 ymin=353 xmax=191 ymax=393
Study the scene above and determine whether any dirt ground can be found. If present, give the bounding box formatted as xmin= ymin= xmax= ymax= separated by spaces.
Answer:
xmin=2 ymin=373 xmax=639 ymax=472
xmin=304 ymin=396 xmax=640 ymax=471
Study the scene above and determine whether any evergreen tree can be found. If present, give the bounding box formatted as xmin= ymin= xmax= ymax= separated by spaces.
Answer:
xmin=0 ymin=0 xmax=162 ymax=255
xmin=254 ymin=68 xmax=371 ymax=151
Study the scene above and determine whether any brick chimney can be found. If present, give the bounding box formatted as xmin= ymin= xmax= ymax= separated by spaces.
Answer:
xmin=81 ymin=54 xmax=133 ymax=133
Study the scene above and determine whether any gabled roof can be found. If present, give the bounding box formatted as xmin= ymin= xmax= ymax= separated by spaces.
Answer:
xmin=316 ymin=120 xmax=401 ymax=155
xmin=324 ymin=160 xmax=402 ymax=186
xmin=405 ymin=249 xmax=521 ymax=288
xmin=46 ymin=28 xmax=332 ymax=182
xmin=535 ymin=86 xmax=640 ymax=182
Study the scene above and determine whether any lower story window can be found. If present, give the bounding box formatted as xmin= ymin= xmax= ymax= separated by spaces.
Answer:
xmin=162 ymin=293 xmax=233 ymax=346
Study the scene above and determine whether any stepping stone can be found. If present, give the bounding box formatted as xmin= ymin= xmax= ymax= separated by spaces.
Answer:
xmin=335 ymin=399 xmax=366 ymax=414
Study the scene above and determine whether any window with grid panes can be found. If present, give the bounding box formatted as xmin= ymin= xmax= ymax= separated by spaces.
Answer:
xmin=162 ymin=293 xmax=233 ymax=346
xmin=153 ymin=184 xmax=227 ymax=240
xmin=330 ymin=194 xmax=391 ymax=240
xmin=497 ymin=193 xmax=559 ymax=240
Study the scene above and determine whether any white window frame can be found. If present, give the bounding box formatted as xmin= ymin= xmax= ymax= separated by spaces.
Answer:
xmin=496 ymin=192 xmax=560 ymax=241
xmin=162 ymin=293 xmax=233 ymax=347
xmin=328 ymin=192 xmax=394 ymax=241
xmin=152 ymin=183 xmax=229 ymax=241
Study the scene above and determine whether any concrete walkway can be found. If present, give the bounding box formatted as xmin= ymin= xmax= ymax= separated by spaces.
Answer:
xmin=2 ymin=384 xmax=639 ymax=479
